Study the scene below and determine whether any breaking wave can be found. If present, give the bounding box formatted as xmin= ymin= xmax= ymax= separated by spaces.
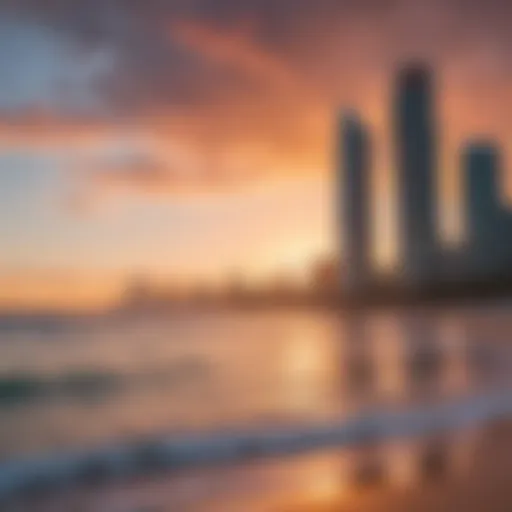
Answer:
xmin=0 ymin=359 xmax=209 ymax=406
xmin=0 ymin=388 xmax=511 ymax=502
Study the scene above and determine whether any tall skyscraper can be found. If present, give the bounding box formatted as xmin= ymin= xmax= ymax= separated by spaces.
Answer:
xmin=338 ymin=111 xmax=371 ymax=296
xmin=395 ymin=64 xmax=438 ymax=287
xmin=463 ymin=142 xmax=503 ymax=276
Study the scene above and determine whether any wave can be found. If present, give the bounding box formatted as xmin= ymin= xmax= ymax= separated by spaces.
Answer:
xmin=0 ymin=388 xmax=511 ymax=502
xmin=0 ymin=372 xmax=121 ymax=405
xmin=0 ymin=359 xmax=209 ymax=406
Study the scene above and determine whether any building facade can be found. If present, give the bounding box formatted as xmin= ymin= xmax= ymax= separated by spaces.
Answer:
xmin=395 ymin=65 xmax=439 ymax=288
xmin=338 ymin=112 xmax=371 ymax=296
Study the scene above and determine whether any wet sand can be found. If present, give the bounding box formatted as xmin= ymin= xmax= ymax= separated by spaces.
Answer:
xmin=290 ymin=420 xmax=512 ymax=512
xmin=5 ymin=421 xmax=512 ymax=511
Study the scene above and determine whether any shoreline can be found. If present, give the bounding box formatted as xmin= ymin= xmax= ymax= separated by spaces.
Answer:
xmin=1 ymin=388 xmax=511 ymax=504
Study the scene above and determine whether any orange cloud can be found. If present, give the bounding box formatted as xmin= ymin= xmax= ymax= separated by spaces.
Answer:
xmin=86 ymin=154 xmax=235 ymax=196
xmin=169 ymin=19 xmax=300 ymax=91
xmin=0 ymin=110 xmax=120 ymax=150
xmin=0 ymin=271 xmax=121 ymax=311
xmin=0 ymin=21 xmax=334 ymax=198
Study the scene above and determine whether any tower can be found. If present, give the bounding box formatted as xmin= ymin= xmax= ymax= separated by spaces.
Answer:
xmin=395 ymin=64 xmax=438 ymax=287
xmin=463 ymin=142 xmax=503 ymax=276
xmin=338 ymin=111 xmax=371 ymax=296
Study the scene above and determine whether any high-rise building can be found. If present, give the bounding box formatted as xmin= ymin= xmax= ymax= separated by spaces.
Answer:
xmin=394 ymin=64 xmax=438 ymax=287
xmin=463 ymin=142 xmax=504 ymax=276
xmin=338 ymin=111 xmax=371 ymax=296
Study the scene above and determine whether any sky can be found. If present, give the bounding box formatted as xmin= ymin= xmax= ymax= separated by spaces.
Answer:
xmin=1 ymin=0 xmax=512 ymax=309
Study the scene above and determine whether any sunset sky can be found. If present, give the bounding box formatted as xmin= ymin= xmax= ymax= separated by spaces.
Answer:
xmin=2 ymin=0 xmax=512 ymax=309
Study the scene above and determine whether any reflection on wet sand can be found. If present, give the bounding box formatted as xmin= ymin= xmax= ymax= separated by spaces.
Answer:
xmin=339 ymin=309 xmax=509 ymax=411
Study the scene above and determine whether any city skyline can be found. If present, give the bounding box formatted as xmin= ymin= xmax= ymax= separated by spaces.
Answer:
xmin=341 ymin=63 xmax=512 ymax=296
xmin=122 ymin=62 xmax=512 ymax=310
xmin=2 ymin=1 xmax=512 ymax=309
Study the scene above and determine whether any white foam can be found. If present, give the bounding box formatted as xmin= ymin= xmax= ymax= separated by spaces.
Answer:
xmin=0 ymin=389 xmax=511 ymax=501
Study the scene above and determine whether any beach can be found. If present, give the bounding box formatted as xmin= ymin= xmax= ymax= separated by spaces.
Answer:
xmin=0 ymin=307 xmax=511 ymax=511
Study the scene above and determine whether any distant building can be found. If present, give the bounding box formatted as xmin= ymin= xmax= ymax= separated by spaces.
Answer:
xmin=121 ymin=276 xmax=153 ymax=307
xmin=394 ymin=64 xmax=439 ymax=287
xmin=329 ymin=62 xmax=512 ymax=303
xmin=463 ymin=142 xmax=501 ymax=277
xmin=338 ymin=111 xmax=372 ymax=296
xmin=463 ymin=142 xmax=512 ymax=278
xmin=312 ymin=256 xmax=340 ymax=296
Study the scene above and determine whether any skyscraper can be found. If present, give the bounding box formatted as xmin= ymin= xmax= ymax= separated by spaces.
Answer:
xmin=463 ymin=142 xmax=503 ymax=276
xmin=338 ymin=111 xmax=371 ymax=296
xmin=395 ymin=64 xmax=438 ymax=287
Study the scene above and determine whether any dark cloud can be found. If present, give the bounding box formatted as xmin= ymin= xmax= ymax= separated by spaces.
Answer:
xmin=1 ymin=0 xmax=512 ymax=199
xmin=1 ymin=0 xmax=512 ymax=118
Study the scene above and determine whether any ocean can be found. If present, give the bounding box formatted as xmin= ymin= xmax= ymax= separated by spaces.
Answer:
xmin=0 ymin=304 xmax=511 ymax=508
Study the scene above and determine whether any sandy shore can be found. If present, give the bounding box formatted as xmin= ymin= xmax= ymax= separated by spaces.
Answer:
xmin=290 ymin=420 xmax=512 ymax=512
xmin=5 ymin=420 xmax=512 ymax=511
